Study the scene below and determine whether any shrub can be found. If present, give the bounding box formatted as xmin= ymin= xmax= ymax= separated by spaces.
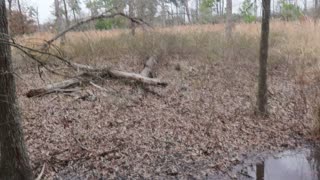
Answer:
xmin=95 ymin=17 xmax=127 ymax=30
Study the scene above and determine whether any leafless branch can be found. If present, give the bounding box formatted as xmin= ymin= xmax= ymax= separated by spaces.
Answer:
xmin=43 ymin=12 xmax=152 ymax=48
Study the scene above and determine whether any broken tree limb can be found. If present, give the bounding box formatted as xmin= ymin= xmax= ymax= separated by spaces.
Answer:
xmin=70 ymin=62 xmax=167 ymax=86
xmin=108 ymin=69 xmax=167 ymax=87
xmin=140 ymin=56 xmax=157 ymax=78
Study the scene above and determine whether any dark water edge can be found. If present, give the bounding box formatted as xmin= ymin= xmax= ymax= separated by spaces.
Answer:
xmin=233 ymin=146 xmax=320 ymax=180
xmin=205 ymin=143 xmax=320 ymax=180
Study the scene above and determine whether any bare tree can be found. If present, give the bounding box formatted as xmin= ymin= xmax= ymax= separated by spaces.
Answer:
xmin=182 ymin=0 xmax=191 ymax=23
xmin=195 ymin=0 xmax=199 ymax=21
xmin=225 ymin=0 xmax=232 ymax=39
xmin=304 ymin=0 xmax=307 ymax=12
xmin=17 ymin=0 xmax=25 ymax=34
xmin=54 ymin=0 xmax=65 ymax=44
xmin=0 ymin=0 xmax=33 ymax=179
xmin=129 ymin=0 xmax=136 ymax=35
xmin=35 ymin=7 xmax=40 ymax=31
xmin=7 ymin=0 xmax=12 ymax=33
xmin=257 ymin=0 xmax=271 ymax=115
xmin=68 ymin=0 xmax=81 ymax=22
xmin=62 ymin=0 xmax=70 ymax=27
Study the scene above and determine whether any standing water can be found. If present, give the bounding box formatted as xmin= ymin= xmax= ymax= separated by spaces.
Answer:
xmin=238 ymin=148 xmax=320 ymax=180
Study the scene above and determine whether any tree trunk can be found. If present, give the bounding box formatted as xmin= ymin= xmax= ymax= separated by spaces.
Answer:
xmin=257 ymin=0 xmax=271 ymax=116
xmin=254 ymin=0 xmax=258 ymax=18
xmin=54 ymin=0 xmax=65 ymax=45
xmin=17 ymin=0 xmax=24 ymax=34
xmin=222 ymin=0 xmax=224 ymax=14
xmin=225 ymin=0 xmax=232 ymax=40
xmin=195 ymin=0 xmax=199 ymax=22
xmin=219 ymin=0 xmax=222 ymax=15
xmin=304 ymin=0 xmax=307 ymax=12
xmin=256 ymin=163 xmax=265 ymax=180
xmin=62 ymin=0 xmax=70 ymax=28
xmin=183 ymin=0 xmax=191 ymax=23
xmin=36 ymin=7 xmax=40 ymax=32
xmin=128 ymin=0 xmax=136 ymax=35
xmin=161 ymin=1 xmax=166 ymax=26
xmin=0 ymin=1 xmax=33 ymax=179
xmin=7 ymin=0 xmax=11 ymax=33
xmin=72 ymin=9 xmax=77 ymax=22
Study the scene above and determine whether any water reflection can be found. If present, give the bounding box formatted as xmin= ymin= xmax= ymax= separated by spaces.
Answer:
xmin=240 ymin=148 xmax=320 ymax=180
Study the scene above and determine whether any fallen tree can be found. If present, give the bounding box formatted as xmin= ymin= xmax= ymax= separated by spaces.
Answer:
xmin=25 ymin=58 xmax=167 ymax=98
xmin=0 ymin=10 xmax=165 ymax=98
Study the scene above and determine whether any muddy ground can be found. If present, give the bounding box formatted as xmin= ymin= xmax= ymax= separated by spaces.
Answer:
xmin=16 ymin=54 xmax=314 ymax=179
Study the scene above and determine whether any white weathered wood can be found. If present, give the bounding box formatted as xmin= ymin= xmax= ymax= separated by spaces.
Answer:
xmin=108 ymin=69 xmax=167 ymax=86
xmin=140 ymin=56 xmax=157 ymax=77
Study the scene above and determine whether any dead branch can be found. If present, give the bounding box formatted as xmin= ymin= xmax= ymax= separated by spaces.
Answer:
xmin=108 ymin=69 xmax=167 ymax=86
xmin=35 ymin=164 xmax=46 ymax=180
xmin=44 ymin=12 xmax=151 ymax=48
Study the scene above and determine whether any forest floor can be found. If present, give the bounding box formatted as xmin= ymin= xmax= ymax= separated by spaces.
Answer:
xmin=15 ymin=22 xmax=319 ymax=179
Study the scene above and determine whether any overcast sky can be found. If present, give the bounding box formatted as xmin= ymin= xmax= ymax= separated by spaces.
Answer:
xmin=29 ymin=0 xmax=53 ymax=23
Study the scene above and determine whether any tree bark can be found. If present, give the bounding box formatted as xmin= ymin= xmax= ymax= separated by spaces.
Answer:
xmin=0 ymin=1 xmax=33 ymax=179
xmin=225 ymin=0 xmax=232 ymax=40
xmin=257 ymin=0 xmax=271 ymax=116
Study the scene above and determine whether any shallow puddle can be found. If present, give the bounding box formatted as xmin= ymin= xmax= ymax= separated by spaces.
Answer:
xmin=238 ymin=148 xmax=320 ymax=180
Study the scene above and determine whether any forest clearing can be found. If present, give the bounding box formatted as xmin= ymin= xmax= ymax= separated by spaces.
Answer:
xmin=1 ymin=0 xmax=320 ymax=179
xmin=11 ymin=22 xmax=320 ymax=179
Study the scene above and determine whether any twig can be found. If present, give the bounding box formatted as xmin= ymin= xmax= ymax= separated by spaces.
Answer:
xmin=35 ymin=164 xmax=46 ymax=180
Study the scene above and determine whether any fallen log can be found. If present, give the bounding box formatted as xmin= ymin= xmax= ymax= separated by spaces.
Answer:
xmin=108 ymin=69 xmax=167 ymax=86
xmin=26 ymin=66 xmax=168 ymax=98
xmin=26 ymin=78 xmax=82 ymax=98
